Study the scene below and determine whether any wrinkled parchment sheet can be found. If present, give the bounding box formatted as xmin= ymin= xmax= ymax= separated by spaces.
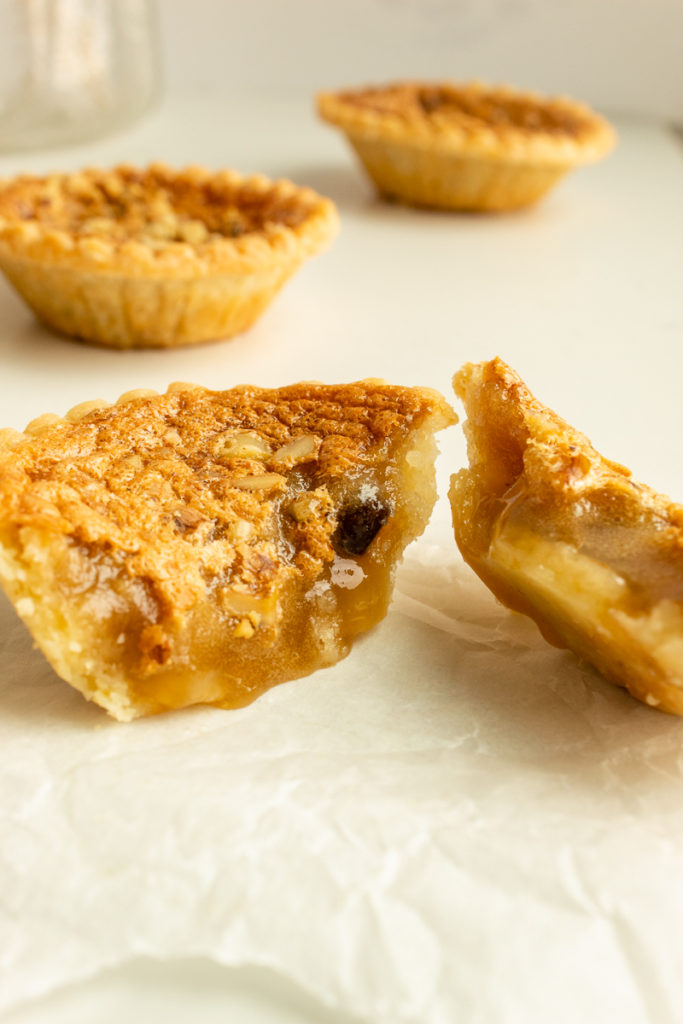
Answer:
xmin=2 ymin=503 xmax=683 ymax=1024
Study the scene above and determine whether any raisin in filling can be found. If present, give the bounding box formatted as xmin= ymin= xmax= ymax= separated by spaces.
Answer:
xmin=333 ymin=497 xmax=391 ymax=556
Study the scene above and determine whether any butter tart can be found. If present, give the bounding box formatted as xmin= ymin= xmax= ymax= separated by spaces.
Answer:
xmin=318 ymin=81 xmax=615 ymax=211
xmin=450 ymin=358 xmax=683 ymax=714
xmin=0 ymin=163 xmax=339 ymax=348
xmin=0 ymin=380 xmax=455 ymax=720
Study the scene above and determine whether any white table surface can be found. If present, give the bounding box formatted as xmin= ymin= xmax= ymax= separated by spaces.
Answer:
xmin=1 ymin=92 xmax=682 ymax=1024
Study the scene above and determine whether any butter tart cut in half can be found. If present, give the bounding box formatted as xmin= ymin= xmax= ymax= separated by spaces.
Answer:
xmin=0 ymin=381 xmax=455 ymax=720
xmin=0 ymin=163 xmax=338 ymax=349
xmin=317 ymin=81 xmax=615 ymax=211
xmin=450 ymin=358 xmax=683 ymax=714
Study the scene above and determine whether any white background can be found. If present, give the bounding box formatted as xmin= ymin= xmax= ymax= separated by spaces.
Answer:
xmin=1 ymin=3 xmax=683 ymax=1024
xmin=159 ymin=0 xmax=683 ymax=118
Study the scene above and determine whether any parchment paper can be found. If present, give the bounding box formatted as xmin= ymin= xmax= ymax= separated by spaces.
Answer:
xmin=2 ymin=498 xmax=683 ymax=1024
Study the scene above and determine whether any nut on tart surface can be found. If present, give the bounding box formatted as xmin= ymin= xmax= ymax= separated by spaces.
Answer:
xmin=318 ymin=81 xmax=615 ymax=211
xmin=0 ymin=163 xmax=339 ymax=348
xmin=0 ymin=380 xmax=455 ymax=720
xmin=450 ymin=357 xmax=683 ymax=714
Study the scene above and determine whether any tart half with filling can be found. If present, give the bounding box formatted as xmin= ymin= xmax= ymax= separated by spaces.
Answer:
xmin=318 ymin=81 xmax=615 ymax=211
xmin=450 ymin=358 xmax=683 ymax=714
xmin=0 ymin=380 xmax=455 ymax=720
xmin=0 ymin=163 xmax=339 ymax=348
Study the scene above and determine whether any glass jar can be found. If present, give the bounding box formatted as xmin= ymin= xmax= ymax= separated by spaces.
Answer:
xmin=0 ymin=0 xmax=162 ymax=152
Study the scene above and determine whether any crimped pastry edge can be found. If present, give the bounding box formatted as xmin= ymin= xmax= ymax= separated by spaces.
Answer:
xmin=0 ymin=382 xmax=207 ymax=452
xmin=0 ymin=163 xmax=340 ymax=278
xmin=0 ymin=378 xmax=455 ymax=452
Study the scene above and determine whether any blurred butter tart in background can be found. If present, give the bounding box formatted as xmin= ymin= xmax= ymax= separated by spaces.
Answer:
xmin=318 ymin=80 xmax=615 ymax=211
xmin=0 ymin=163 xmax=339 ymax=348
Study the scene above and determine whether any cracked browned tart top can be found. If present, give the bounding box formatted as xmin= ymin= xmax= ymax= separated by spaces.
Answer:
xmin=0 ymin=381 xmax=452 ymax=615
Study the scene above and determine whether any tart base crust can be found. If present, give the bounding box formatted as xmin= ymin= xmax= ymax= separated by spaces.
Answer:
xmin=348 ymin=137 xmax=570 ymax=211
xmin=449 ymin=358 xmax=683 ymax=714
xmin=0 ymin=256 xmax=290 ymax=349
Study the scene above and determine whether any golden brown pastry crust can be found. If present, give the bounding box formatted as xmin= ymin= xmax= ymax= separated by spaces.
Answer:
xmin=318 ymin=81 xmax=615 ymax=210
xmin=0 ymin=164 xmax=339 ymax=347
xmin=0 ymin=381 xmax=455 ymax=719
xmin=450 ymin=357 xmax=683 ymax=714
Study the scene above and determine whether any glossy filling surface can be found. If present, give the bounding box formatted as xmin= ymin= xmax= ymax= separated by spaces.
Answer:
xmin=494 ymin=479 xmax=683 ymax=612
xmin=486 ymin=519 xmax=683 ymax=709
